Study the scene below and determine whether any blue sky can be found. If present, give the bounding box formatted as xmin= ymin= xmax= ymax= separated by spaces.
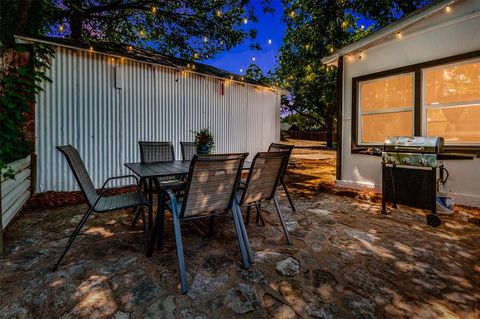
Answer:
xmin=205 ymin=1 xmax=373 ymax=76
xmin=205 ymin=1 xmax=286 ymax=75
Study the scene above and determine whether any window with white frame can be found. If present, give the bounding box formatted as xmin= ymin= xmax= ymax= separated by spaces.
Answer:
xmin=358 ymin=73 xmax=415 ymax=144
xmin=423 ymin=58 xmax=480 ymax=145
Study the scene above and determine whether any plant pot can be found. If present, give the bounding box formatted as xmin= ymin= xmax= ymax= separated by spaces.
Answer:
xmin=197 ymin=143 xmax=210 ymax=155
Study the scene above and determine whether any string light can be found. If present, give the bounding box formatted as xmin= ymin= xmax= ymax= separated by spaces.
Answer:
xmin=341 ymin=21 xmax=347 ymax=29
xmin=268 ymin=39 xmax=272 ymax=44
xmin=128 ymin=45 xmax=133 ymax=51
xmin=194 ymin=53 xmax=199 ymax=59
xmin=59 ymin=24 xmax=64 ymax=33
xmin=220 ymin=40 xmax=224 ymax=45
xmin=216 ymin=10 xmax=221 ymax=17
xmin=140 ymin=30 xmax=146 ymax=37
xmin=252 ymin=56 xmax=256 ymax=61
xmin=204 ymin=36 xmax=208 ymax=43
xmin=243 ymin=18 xmax=248 ymax=24
xmin=151 ymin=6 xmax=157 ymax=13
xmin=360 ymin=24 xmax=365 ymax=30
xmin=89 ymin=46 xmax=94 ymax=52
xmin=240 ymin=68 xmax=243 ymax=73
xmin=445 ymin=5 xmax=451 ymax=12
xmin=329 ymin=47 xmax=334 ymax=53
xmin=192 ymin=64 xmax=196 ymax=70
xmin=290 ymin=11 xmax=295 ymax=18
xmin=241 ymin=77 xmax=244 ymax=81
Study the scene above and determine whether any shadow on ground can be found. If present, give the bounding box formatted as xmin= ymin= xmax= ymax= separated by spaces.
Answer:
xmin=1 ymin=188 xmax=479 ymax=318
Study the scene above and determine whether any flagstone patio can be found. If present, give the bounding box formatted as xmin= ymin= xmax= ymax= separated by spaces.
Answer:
xmin=1 ymin=191 xmax=479 ymax=318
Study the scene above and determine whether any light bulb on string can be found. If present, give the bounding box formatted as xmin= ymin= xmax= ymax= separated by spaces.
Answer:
xmin=268 ymin=39 xmax=272 ymax=44
xmin=151 ymin=6 xmax=157 ymax=13
xmin=243 ymin=18 xmax=248 ymax=24
xmin=252 ymin=56 xmax=256 ymax=62
xmin=59 ymin=24 xmax=64 ymax=33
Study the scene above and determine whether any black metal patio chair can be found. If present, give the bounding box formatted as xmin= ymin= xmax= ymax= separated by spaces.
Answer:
xmin=180 ymin=141 xmax=197 ymax=160
xmin=238 ymin=151 xmax=292 ymax=245
xmin=268 ymin=143 xmax=296 ymax=212
xmin=132 ymin=142 xmax=186 ymax=228
xmin=53 ymin=145 xmax=148 ymax=271
xmin=148 ymin=153 xmax=253 ymax=294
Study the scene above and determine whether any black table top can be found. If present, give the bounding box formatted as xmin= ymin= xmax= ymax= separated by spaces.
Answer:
xmin=125 ymin=160 xmax=252 ymax=178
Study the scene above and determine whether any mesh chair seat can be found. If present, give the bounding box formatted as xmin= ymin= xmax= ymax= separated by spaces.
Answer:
xmin=53 ymin=145 xmax=148 ymax=271
xmin=95 ymin=191 xmax=145 ymax=212
xmin=238 ymin=151 xmax=293 ymax=245
xmin=148 ymin=153 xmax=253 ymax=294
xmin=180 ymin=142 xmax=197 ymax=160
xmin=138 ymin=140 xmax=185 ymax=191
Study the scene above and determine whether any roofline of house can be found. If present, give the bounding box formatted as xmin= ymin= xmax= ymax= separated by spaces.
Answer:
xmin=15 ymin=35 xmax=289 ymax=94
xmin=321 ymin=0 xmax=456 ymax=64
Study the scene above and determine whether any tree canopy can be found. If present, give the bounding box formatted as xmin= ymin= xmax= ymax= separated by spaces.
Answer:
xmin=276 ymin=0 xmax=434 ymax=147
xmin=1 ymin=0 xmax=273 ymax=60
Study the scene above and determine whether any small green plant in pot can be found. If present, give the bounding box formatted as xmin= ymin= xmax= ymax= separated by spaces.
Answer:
xmin=194 ymin=128 xmax=215 ymax=155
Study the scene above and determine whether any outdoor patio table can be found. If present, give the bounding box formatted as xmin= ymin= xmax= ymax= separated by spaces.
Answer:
xmin=124 ymin=160 xmax=252 ymax=249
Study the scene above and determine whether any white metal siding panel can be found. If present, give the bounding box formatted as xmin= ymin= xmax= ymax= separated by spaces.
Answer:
xmin=1 ymin=156 xmax=31 ymax=229
xmin=36 ymin=47 xmax=281 ymax=192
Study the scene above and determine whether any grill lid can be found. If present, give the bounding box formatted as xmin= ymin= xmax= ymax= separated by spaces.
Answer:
xmin=384 ymin=136 xmax=444 ymax=153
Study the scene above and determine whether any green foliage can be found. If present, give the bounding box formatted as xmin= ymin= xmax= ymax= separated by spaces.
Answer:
xmin=277 ymin=0 xmax=433 ymax=147
xmin=0 ymin=44 xmax=54 ymax=179
xmin=350 ymin=0 xmax=434 ymax=28
xmin=282 ymin=113 xmax=321 ymax=131
xmin=245 ymin=63 xmax=268 ymax=83
xmin=193 ymin=128 xmax=215 ymax=154
xmin=42 ymin=0 xmax=273 ymax=61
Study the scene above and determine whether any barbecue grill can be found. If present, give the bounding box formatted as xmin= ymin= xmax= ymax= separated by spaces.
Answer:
xmin=381 ymin=136 xmax=445 ymax=227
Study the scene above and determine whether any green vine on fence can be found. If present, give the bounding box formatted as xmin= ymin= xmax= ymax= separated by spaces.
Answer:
xmin=0 ymin=44 xmax=54 ymax=180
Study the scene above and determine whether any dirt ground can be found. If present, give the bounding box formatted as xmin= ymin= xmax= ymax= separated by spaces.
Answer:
xmin=1 ymin=139 xmax=479 ymax=318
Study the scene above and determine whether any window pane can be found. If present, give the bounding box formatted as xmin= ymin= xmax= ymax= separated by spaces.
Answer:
xmin=360 ymin=74 xmax=414 ymax=112
xmin=425 ymin=60 xmax=480 ymax=105
xmin=361 ymin=111 xmax=413 ymax=143
xmin=427 ymin=105 xmax=480 ymax=143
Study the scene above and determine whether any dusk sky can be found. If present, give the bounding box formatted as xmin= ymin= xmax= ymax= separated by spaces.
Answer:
xmin=205 ymin=1 xmax=372 ymax=76
xmin=205 ymin=1 xmax=286 ymax=75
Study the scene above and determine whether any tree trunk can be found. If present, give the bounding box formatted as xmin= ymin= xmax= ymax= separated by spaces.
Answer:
xmin=69 ymin=0 xmax=84 ymax=40
xmin=326 ymin=123 xmax=333 ymax=148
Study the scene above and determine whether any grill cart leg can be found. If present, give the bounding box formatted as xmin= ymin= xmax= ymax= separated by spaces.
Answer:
xmin=381 ymin=164 xmax=387 ymax=214
xmin=427 ymin=166 xmax=441 ymax=227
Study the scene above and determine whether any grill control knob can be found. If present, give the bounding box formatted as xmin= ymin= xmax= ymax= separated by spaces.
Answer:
xmin=419 ymin=158 xmax=428 ymax=166
xmin=403 ymin=157 xmax=411 ymax=164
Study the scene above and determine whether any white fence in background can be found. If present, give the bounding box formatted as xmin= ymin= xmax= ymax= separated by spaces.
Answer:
xmin=1 ymin=155 xmax=31 ymax=229
xmin=36 ymin=46 xmax=281 ymax=192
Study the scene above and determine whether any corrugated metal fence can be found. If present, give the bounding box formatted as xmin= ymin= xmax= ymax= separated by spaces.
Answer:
xmin=36 ymin=47 xmax=281 ymax=192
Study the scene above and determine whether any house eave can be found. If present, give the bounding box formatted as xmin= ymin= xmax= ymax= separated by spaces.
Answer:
xmin=321 ymin=0 xmax=456 ymax=64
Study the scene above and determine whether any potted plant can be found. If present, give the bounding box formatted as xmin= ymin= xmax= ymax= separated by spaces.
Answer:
xmin=194 ymin=128 xmax=215 ymax=155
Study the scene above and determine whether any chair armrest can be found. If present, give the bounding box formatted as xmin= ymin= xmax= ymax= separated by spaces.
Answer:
xmin=100 ymin=174 xmax=139 ymax=191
